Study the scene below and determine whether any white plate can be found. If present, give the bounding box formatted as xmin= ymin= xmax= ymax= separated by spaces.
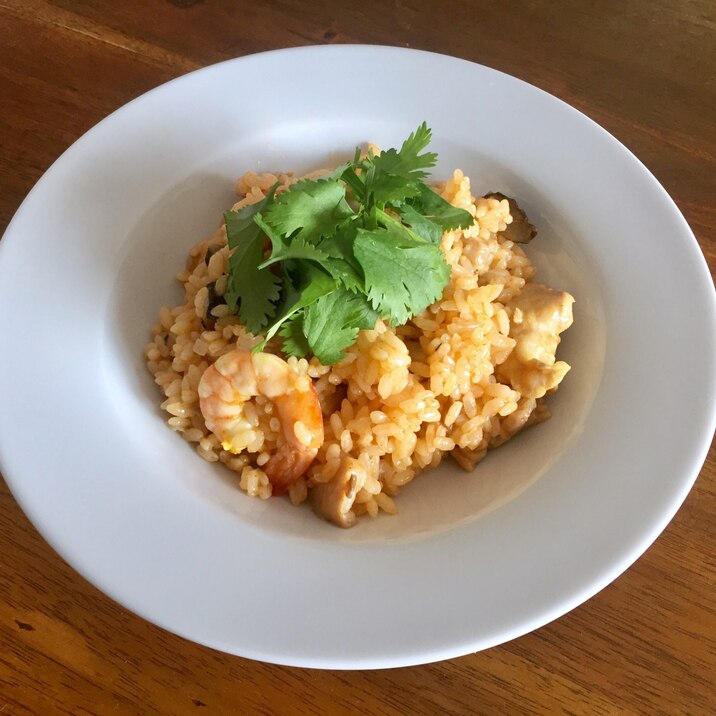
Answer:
xmin=1 ymin=46 xmax=714 ymax=669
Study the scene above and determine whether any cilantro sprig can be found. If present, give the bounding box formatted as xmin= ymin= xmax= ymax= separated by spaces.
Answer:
xmin=222 ymin=122 xmax=473 ymax=365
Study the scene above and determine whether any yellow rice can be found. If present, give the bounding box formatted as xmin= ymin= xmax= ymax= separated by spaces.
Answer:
xmin=145 ymin=166 xmax=563 ymax=521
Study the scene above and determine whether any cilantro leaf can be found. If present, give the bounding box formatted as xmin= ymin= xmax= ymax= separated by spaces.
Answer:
xmin=316 ymin=160 xmax=353 ymax=182
xmin=360 ymin=124 xmax=437 ymax=207
xmin=255 ymin=218 xmax=330 ymax=268
xmin=225 ymin=184 xmax=277 ymax=252
xmin=224 ymin=188 xmax=281 ymax=333
xmin=340 ymin=165 xmax=365 ymax=202
xmin=252 ymin=209 xmax=289 ymax=258
xmin=353 ymin=226 xmax=451 ymax=325
xmin=224 ymin=123 xmax=458 ymax=363
xmin=278 ymin=312 xmax=310 ymax=358
xmin=394 ymin=203 xmax=442 ymax=244
xmin=319 ymin=257 xmax=364 ymax=293
xmin=394 ymin=185 xmax=473 ymax=244
xmin=374 ymin=206 xmax=429 ymax=245
xmin=257 ymin=213 xmax=361 ymax=290
xmin=256 ymin=263 xmax=336 ymax=350
xmin=316 ymin=221 xmax=364 ymax=292
xmin=225 ymin=236 xmax=281 ymax=333
xmin=367 ymin=174 xmax=421 ymax=206
xmin=408 ymin=183 xmax=474 ymax=231
xmin=371 ymin=123 xmax=437 ymax=181
xmin=303 ymin=288 xmax=378 ymax=365
xmin=263 ymin=177 xmax=354 ymax=243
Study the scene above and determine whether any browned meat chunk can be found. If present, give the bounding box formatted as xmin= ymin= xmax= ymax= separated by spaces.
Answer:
xmin=310 ymin=457 xmax=367 ymax=528
xmin=486 ymin=192 xmax=537 ymax=244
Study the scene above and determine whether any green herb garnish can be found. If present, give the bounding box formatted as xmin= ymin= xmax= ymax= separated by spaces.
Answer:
xmin=223 ymin=123 xmax=474 ymax=365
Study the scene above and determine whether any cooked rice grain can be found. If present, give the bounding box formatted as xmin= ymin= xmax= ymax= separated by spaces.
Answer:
xmin=146 ymin=167 xmax=570 ymax=525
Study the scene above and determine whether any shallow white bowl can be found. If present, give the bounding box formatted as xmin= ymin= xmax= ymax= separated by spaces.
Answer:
xmin=0 ymin=46 xmax=714 ymax=668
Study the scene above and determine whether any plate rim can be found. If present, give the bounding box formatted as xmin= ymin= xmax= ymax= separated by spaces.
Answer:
xmin=1 ymin=44 xmax=715 ymax=669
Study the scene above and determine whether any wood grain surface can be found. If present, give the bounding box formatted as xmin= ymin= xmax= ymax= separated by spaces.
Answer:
xmin=1 ymin=1 xmax=714 ymax=713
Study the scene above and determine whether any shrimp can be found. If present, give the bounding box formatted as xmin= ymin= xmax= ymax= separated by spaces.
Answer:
xmin=198 ymin=350 xmax=324 ymax=495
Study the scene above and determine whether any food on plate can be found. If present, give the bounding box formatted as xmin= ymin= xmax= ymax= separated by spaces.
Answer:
xmin=198 ymin=350 xmax=323 ymax=496
xmin=145 ymin=124 xmax=574 ymax=527
xmin=485 ymin=192 xmax=537 ymax=244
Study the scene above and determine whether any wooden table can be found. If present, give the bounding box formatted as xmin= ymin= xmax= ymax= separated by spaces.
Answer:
xmin=1 ymin=1 xmax=714 ymax=713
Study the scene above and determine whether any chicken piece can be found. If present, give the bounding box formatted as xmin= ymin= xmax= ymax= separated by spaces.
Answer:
xmin=310 ymin=457 xmax=367 ymax=528
xmin=452 ymin=446 xmax=486 ymax=472
xmin=486 ymin=192 xmax=537 ymax=244
xmin=451 ymin=399 xmax=552 ymax=471
xmin=496 ymin=283 xmax=575 ymax=399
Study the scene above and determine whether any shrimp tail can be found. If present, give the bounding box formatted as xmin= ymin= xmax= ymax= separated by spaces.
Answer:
xmin=264 ymin=447 xmax=318 ymax=496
